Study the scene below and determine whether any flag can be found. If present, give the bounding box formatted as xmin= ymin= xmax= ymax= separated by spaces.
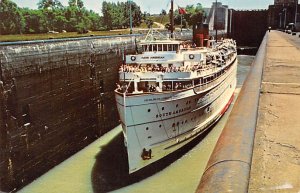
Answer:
xmin=178 ymin=7 xmax=187 ymax=15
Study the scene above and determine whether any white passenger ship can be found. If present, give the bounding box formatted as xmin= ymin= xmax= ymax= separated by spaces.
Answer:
xmin=115 ymin=29 xmax=237 ymax=173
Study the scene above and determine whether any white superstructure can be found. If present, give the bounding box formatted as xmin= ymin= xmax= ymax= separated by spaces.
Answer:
xmin=115 ymin=29 xmax=237 ymax=173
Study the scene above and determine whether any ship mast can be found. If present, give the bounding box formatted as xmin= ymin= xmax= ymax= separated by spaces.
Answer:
xmin=170 ymin=0 xmax=174 ymax=38
xmin=215 ymin=0 xmax=218 ymax=40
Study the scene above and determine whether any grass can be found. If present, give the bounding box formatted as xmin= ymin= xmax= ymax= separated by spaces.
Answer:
xmin=0 ymin=31 xmax=131 ymax=42
xmin=148 ymin=15 xmax=170 ymax=25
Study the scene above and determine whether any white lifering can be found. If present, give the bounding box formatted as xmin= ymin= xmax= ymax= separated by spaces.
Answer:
xmin=131 ymin=56 xmax=136 ymax=61
xmin=189 ymin=54 xmax=195 ymax=60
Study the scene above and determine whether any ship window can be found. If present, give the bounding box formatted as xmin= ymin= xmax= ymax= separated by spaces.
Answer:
xmin=174 ymin=44 xmax=179 ymax=51
xmin=148 ymin=109 xmax=151 ymax=112
xmin=146 ymin=127 xmax=149 ymax=130
xmin=148 ymin=136 xmax=152 ymax=139
xmin=158 ymin=44 xmax=162 ymax=51
xmin=149 ymin=45 xmax=153 ymax=51
xmin=168 ymin=44 xmax=173 ymax=51
xmin=159 ymin=124 xmax=162 ymax=128
xmin=145 ymin=45 xmax=149 ymax=51
xmin=181 ymin=121 xmax=184 ymax=124
xmin=176 ymin=104 xmax=178 ymax=108
xmin=162 ymin=107 xmax=165 ymax=110
xmin=153 ymin=44 xmax=157 ymax=52
xmin=163 ymin=44 xmax=168 ymax=51
xmin=172 ymin=123 xmax=175 ymax=127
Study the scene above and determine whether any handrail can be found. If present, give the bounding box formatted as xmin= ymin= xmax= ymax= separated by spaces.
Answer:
xmin=114 ymin=57 xmax=236 ymax=97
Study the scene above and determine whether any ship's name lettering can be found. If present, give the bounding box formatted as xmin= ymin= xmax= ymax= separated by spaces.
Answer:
xmin=144 ymin=96 xmax=169 ymax=102
xmin=141 ymin=56 xmax=165 ymax=60
xmin=155 ymin=106 xmax=191 ymax=118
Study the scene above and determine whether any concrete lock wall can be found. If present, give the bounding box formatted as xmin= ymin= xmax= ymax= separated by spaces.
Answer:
xmin=0 ymin=31 xmax=193 ymax=192
xmin=0 ymin=35 xmax=139 ymax=192
xmin=196 ymin=32 xmax=268 ymax=192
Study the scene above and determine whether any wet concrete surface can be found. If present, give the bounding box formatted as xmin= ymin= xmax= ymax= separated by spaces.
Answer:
xmin=249 ymin=31 xmax=300 ymax=192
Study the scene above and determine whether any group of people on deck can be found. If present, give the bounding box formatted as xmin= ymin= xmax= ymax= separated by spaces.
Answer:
xmin=119 ymin=63 xmax=207 ymax=73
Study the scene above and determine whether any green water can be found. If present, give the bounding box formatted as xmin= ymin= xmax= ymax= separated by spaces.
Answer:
xmin=18 ymin=55 xmax=254 ymax=193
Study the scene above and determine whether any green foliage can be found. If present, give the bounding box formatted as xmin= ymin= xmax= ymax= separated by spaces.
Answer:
xmin=0 ymin=0 xmax=25 ymax=34
xmin=37 ymin=0 xmax=63 ymax=9
xmin=1 ymin=0 xmax=145 ymax=35
xmin=101 ymin=1 xmax=142 ymax=30
xmin=174 ymin=3 xmax=206 ymax=27
xmin=0 ymin=0 xmax=104 ymax=35
xmin=21 ymin=8 xmax=47 ymax=33
xmin=68 ymin=0 xmax=84 ymax=9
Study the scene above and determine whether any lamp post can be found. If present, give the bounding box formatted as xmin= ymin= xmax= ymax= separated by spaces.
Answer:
xmin=295 ymin=0 xmax=298 ymax=27
xmin=47 ymin=6 xmax=53 ymax=32
xmin=283 ymin=8 xmax=287 ymax=29
xmin=129 ymin=0 xmax=133 ymax=34
xmin=215 ymin=0 xmax=218 ymax=40
xmin=279 ymin=12 xmax=282 ymax=28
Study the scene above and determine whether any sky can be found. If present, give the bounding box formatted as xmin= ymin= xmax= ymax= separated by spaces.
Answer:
xmin=12 ymin=0 xmax=275 ymax=14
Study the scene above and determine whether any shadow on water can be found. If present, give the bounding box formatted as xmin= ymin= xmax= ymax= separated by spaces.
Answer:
xmin=91 ymin=123 xmax=216 ymax=193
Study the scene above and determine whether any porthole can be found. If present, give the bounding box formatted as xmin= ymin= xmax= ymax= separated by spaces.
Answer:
xmin=162 ymin=107 xmax=165 ymax=111
xmin=159 ymin=125 xmax=162 ymax=128
xmin=148 ymin=109 xmax=151 ymax=112
xmin=146 ymin=127 xmax=149 ymax=130
xmin=176 ymin=104 xmax=178 ymax=108
xmin=148 ymin=136 xmax=152 ymax=139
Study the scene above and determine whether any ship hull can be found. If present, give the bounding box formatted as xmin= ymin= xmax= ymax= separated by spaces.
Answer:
xmin=115 ymin=59 xmax=237 ymax=173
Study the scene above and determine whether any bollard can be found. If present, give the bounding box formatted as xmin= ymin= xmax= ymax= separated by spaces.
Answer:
xmin=196 ymin=33 xmax=268 ymax=193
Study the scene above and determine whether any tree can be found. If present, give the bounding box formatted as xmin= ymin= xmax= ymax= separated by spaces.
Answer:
xmin=21 ymin=8 xmax=48 ymax=33
xmin=0 ymin=0 xmax=24 ymax=34
xmin=68 ymin=0 xmax=84 ymax=9
xmin=102 ymin=1 xmax=113 ymax=29
xmin=37 ymin=0 xmax=63 ymax=10
xmin=184 ymin=3 xmax=205 ymax=25
xmin=102 ymin=1 xmax=142 ymax=30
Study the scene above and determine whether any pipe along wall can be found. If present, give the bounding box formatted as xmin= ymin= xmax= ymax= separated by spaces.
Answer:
xmin=196 ymin=32 xmax=268 ymax=192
